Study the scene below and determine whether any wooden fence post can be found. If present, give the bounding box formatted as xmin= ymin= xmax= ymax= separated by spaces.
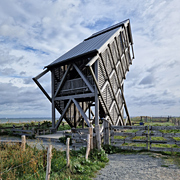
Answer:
xmin=103 ymin=121 xmax=110 ymax=145
xmin=66 ymin=138 xmax=70 ymax=167
xmin=85 ymin=134 xmax=90 ymax=160
xmin=89 ymin=127 xmax=93 ymax=149
xmin=46 ymin=145 xmax=52 ymax=180
xmin=95 ymin=125 xmax=101 ymax=150
xmin=21 ymin=135 xmax=26 ymax=151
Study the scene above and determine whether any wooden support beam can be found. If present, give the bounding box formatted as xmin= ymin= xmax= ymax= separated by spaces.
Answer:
xmin=55 ymin=93 xmax=95 ymax=101
xmin=51 ymin=70 xmax=55 ymax=128
xmin=54 ymin=65 xmax=71 ymax=97
xmin=94 ymin=60 xmax=99 ymax=126
xmin=86 ymin=54 xmax=99 ymax=66
xmin=72 ymin=98 xmax=91 ymax=127
xmin=76 ymin=104 xmax=89 ymax=127
xmin=33 ymin=70 xmax=73 ymax=128
xmin=33 ymin=69 xmax=49 ymax=80
xmin=73 ymin=63 xmax=94 ymax=93
xmin=88 ymin=65 xmax=114 ymax=125
xmin=55 ymin=99 xmax=72 ymax=129
xmin=33 ymin=78 xmax=52 ymax=102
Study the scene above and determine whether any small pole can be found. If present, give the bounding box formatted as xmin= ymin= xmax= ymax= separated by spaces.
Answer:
xmin=66 ymin=138 xmax=70 ymax=167
xmin=85 ymin=134 xmax=90 ymax=160
xmin=104 ymin=120 xmax=110 ymax=145
xmin=46 ymin=145 xmax=52 ymax=180
xmin=89 ymin=127 xmax=93 ymax=149
xmin=21 ymin=135 xmax=26 ymax=151
xmin=95 ymin=125 xmax=101 ymax=150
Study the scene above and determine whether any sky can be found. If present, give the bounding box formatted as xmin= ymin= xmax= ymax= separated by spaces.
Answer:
xmin=0 ymin=0 xmax=180 ymax=118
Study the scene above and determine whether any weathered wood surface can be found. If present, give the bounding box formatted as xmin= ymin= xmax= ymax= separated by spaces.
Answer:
xmin=10 ymin=129 xmax=35 ymax=136
xmin=21 ymin=135 xmax=26 ymax=151
xmin=110 ymin=126 xmax=180 ymax=152
xmin=150 ymin=126 xmax=180 ymax=130
xmin=85 ymin=134 xmax=90 ymax=160
xmin=46 ymin=145 xmax=52 ymax=180
xmin=71 ymin=127 xmax=93 ymax=150
xmin=111 ymin=125 xmax=148 ymax=130
xmin=150 ymin=147 xmax=180 ymax=152
xmin=0 ymin=140 xmax=22 ymax=145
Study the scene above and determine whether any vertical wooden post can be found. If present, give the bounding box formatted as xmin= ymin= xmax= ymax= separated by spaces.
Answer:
xmin=82 ymin=102 xmax=85 ymax=128
xmin=74 ymin=104 xmax=77 ymax=128
xmin=103 ymin=120 xmax=110 ymax=145
xmin=85 ymin=134 xmax=90 ymax=160
xmin=66 ymin=138 xmax=70 ymax=167
xmin=95 ymin=60 xmax=101 ymax=150
xmin=46 ymin=145 xmax=52 ymax=180
xmin=51 ymin=70 xmax=55 ymax=129
xmin=21 ymin=135 xmax=26 ymax=151
xmin=89 ymin=127 xmax=93 ymax=149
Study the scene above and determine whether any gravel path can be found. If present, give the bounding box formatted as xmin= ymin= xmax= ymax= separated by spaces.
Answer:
xmin=94 ymin=153 xmax=180 ymax=180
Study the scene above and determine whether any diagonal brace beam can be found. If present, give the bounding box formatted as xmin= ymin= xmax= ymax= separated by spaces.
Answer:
xmin=54 ymin=65 xmax=71 ymax=97
xmin=33 ymin=78 xmax=51 ymax=102
xmin=55 ymin=99 xmax=72 ymax=129
xmin=88 ymin=66 xmax=114 ymax=125
xmin=72 ymin=98 xmax=91 ymax=127
xmin=73 ymin=63 xmax=94 ymax=93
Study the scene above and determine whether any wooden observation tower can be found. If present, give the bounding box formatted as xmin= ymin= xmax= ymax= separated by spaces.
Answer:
xmin=33 ymin=19 xmax=135 ymax=133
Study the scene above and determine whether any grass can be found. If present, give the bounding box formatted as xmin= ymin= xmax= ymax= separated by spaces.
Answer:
xmin=0 ymin=143 xmax=108 ymax=180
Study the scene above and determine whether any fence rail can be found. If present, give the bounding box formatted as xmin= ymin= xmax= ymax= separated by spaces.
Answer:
xmin=109 ymin=125 xmax=180 ymax=152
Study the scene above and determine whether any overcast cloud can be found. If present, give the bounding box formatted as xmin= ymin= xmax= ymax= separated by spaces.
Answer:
xmin=0 ymin=0 xmax=180 ymax=118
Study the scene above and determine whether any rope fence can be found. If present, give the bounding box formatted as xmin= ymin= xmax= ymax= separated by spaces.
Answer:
xmin=0 ymin=133 xmax=91 ymax=180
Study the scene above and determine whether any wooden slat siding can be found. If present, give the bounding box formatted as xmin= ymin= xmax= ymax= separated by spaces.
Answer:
xmin=108 ymin=40 xmax=131 ymax=125
xmin=115 ymin=36 xmax=125 ymax=79
xmin=88 ymin=66 xmax=114 ymax=124
xmin=123 ymin=27 xmax=131 ymax=71
xmin=99 ymin=53 xmax=124 ymax=125
xmin=54 ymin=65 xmax=71 ymax=97
xmin=73 ymin=63 xmax=94 ymax=93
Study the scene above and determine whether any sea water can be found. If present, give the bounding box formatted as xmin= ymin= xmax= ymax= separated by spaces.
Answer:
xmin=0 ymin=118 xmax=52 ymax=124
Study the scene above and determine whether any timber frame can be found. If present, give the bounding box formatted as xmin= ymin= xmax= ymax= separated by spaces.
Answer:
xmin=33 ymin=19 xmax=135 ymax=133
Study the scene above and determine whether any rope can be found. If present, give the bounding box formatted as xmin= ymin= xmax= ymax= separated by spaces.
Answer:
xmin=26 ymin=166 xmax=46 ymax=179
xmin=0 ymin=155 xmax=44 ymax=174
xmin=50 ymin=164 xmax=67 ymax=178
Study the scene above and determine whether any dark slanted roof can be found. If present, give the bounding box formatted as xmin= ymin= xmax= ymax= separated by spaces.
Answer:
xmin=46 ymin=19 xmax=129 ymax=68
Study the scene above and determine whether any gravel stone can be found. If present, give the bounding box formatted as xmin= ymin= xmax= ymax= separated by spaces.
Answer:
xmin=94 ymin=154 xmax=180 ymax=180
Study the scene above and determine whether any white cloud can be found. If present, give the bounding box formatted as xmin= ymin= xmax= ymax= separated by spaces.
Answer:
xmin=0 ymin=0 xmax=180 ymax=117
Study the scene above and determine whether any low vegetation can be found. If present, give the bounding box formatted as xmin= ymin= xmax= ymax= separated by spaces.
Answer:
xmin=0 ymin=143 xmax=108 ymax=180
